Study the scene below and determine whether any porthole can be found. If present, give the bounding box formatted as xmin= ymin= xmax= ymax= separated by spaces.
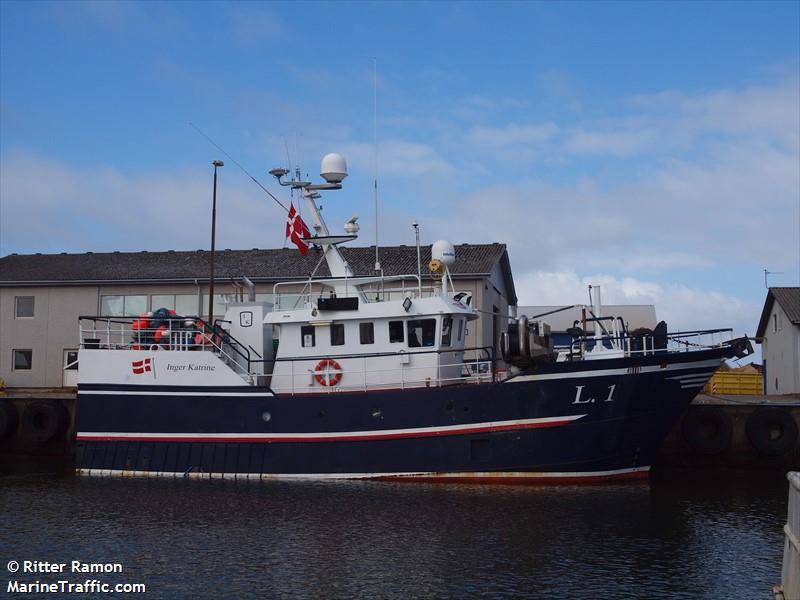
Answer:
xmin=262 ymin=411 xmax=272 ymax=423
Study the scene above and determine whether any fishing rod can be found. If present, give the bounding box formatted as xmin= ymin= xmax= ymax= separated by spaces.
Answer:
xmin=189 ymin=122 xmax=289 ymax=213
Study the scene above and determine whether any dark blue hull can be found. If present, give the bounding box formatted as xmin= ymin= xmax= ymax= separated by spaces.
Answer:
xmin=75 ymin=349 xmax=726 ymax=483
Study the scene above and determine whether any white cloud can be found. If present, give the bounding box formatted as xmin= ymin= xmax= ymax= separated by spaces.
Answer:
xmin=340 ymin=139 xmax=454 ymax=178
xmin=0 ymin=152 xmax=288 ymax=255
xmin=564 ymin=127 xmax=660 ymax=156
xmin=628 ymin=76 xmax=800 ymax=150
xmin=466 ymin=122 xmax=559 ymax=148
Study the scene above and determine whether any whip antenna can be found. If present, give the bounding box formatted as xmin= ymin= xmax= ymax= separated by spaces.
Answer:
xmin=190 ymin=122 xmax=288 ymax=213
xmin=373 ymin=58 xmax=381 ymax=272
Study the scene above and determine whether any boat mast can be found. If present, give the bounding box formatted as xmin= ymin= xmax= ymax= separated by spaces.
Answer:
xmin=271 ymin=155 xmax=366 ymax=301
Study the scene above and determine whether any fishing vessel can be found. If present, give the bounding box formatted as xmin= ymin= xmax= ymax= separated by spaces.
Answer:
xmin=75 ymin=153 xmax=751 ymax=483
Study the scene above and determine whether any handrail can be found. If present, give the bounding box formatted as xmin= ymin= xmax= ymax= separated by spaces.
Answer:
xmin=558 ymin=327 xmax=738 ymax=361
xmin=78 ymin=314 xmax=255 ymax=376
xmin=257 ymin=345 xmax=494 ymax=364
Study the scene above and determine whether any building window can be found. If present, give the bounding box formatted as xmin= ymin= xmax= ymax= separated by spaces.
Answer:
xmin=408 ymin=319 xmax=436 ymax=348
xmin=360 ymin=322 xmax=375 ymax=344
xmin=441 ymin=317 xmax=453 ymax=347
xmin=12 ymin=349 xmax=32 ymax=371
xmin=201 ymin=294 xmax=228 ymax=318
xmin=152 ymin=294 xmax=198 ymax=316
xmin=389 ymin=321 xmax=404 ymax=343
xmin=100 ymin=295 xmax=147 ymax=317
xmin=301 ymin=325 xmax=315 ymax=348
xmin=330 ymin=323 xmax=345 ymax=346
xmin=14 ymin=296 xmax=35 ymax=318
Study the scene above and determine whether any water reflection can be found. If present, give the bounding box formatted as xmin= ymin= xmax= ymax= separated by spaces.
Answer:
xmin=0 ymin=474 xmax=787 ymax=599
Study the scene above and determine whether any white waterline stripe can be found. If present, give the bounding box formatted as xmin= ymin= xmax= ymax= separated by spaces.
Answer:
xmin=77 ymin=465 xmax=651 ymax=480
xmin=77 ymin=414 xmax=587 ymax=442
xmin=511 ymin=359 xmax=723 ymax=382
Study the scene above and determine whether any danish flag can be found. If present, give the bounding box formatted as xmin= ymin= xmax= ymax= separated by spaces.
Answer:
xmin=132 ymin=357 xmax=153 ymax=375
xmin=285 ymin=203 xmax=311 ymax=256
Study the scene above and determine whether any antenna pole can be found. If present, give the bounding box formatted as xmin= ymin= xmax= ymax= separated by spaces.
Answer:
xmin=764 ymin=269 xmax=784 ymax=288
xmin=413 ymin=222 xmax=421 ymax=297
xmin=373 ymin=58 xmax=381 ymax=272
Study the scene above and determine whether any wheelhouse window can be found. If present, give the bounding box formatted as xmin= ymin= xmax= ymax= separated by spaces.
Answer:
xmin=457 ymin=318 xmax=464 ymax=342
xmin=441 ymin=317 xmax=453 ymax=347
xmin=15 ymin=296 xmax=34 ymax=318
xmin=360 ymin=322 xmax=375 ymax=344
xmin=330 ymin=323 xmax=345 ymax=346
xmin=301 ymin=325 xmax=315 ymax=348
xmin=408 ymin=319 xmax=436 ymax=348
xmin=389 ymin=321 xmax=404 ymax=343
xmin=12 ymin=349 xmax=32 ymax=371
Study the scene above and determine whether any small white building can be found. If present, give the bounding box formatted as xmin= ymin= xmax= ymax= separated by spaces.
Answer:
xmin=756 ymin=287 xmax=800 ymax=395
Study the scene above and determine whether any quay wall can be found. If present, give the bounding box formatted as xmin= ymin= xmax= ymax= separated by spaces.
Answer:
xmin=655 ymin=394 xmax=800 ymax=473
xmin=0 ymin=391 xmax=75 ymax=474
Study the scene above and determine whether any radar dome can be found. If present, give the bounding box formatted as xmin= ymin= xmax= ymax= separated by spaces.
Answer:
xmin=431 ymin=240 xmax=455 ymax=266
xmin=321 ymin=153 xmax=348 ymax=183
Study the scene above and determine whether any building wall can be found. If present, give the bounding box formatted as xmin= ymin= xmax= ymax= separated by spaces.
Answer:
xmin=1 ymin=287 xmax=97 ymax=388
xmin=763 ymin=301 xmax=800 ymax=394
xmin=0 ymin=276 xmax=502 ymax=388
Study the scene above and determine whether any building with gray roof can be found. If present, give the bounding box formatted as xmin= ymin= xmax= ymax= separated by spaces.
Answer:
xmin=0 ymin=244 xmax=517 ymax=388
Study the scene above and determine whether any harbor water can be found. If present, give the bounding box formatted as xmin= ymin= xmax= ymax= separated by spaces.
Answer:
xmin=0 ymin=472 xmax=788 ymax=599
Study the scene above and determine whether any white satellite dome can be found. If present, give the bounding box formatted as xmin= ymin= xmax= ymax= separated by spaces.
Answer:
xmin=431 ymin=240 xmax=455 ymax=266
xmin=320 ymin=153 xmax=348 ymax=184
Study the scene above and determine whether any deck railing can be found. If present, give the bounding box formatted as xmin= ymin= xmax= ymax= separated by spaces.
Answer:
xmin=555 ymin=327 xmax=739 ymax=361
xmin=78 ymin=316 xmax=253 ymax=378
xmin=262 ymin=346 xmax=496 ymax=395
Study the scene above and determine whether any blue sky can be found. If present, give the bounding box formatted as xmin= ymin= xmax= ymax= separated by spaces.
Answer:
xmin=1 ymin=0 xmax=798 ymax=345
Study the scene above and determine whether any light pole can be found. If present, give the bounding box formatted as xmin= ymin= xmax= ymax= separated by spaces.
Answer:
xmin=412 ymin=221 xmax=421 ymax=298
xmin=208 ymin=159 xmax=224 ymax=326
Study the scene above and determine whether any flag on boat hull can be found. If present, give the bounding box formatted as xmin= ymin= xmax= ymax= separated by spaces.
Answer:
xmin=132 ymin=357 xmax=153 ymax=375
xmin=286 ymin=203 xmax=311 ymax=255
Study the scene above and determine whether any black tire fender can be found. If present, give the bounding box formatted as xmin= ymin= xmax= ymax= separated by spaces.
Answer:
xmin=0 ymin=401 xmax=19 ymax=440
xmin=681 ymin=405 xmax=733 ymax=455
xmin=21 ymin=401 xmax=68 ymax=443
xmin=746 ymin=407 xmax=799 ymax=456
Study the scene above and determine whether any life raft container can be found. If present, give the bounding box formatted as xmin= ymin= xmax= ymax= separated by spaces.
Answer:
xmin=681 ymin=405 xmax=732 ymax=455
xmin=314 ymin=359 xmax=343 ymax=387
xmin=746 ymin=407 xmax=798 ymax=456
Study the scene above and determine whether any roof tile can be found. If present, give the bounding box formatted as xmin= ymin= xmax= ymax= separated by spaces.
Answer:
xmin=0 ymin=244 xmax=508 ymax=284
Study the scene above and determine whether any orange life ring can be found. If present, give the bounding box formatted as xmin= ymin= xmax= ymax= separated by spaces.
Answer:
xmin=314 ymin=358 xmax=343 ymax=387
